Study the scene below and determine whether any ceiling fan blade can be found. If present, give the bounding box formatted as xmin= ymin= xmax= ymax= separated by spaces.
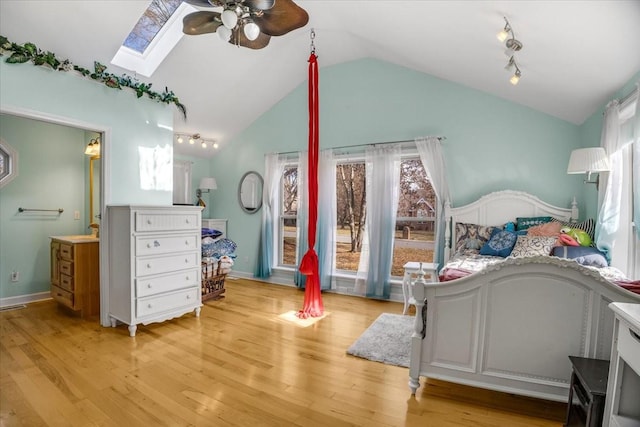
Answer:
xmin=183 ymin=11 xmax=222 ymax=35
xmin=230 ymin=30 xmax=271 ymax=49
xmin=255 ymin=0 xmax=308 ymax=37
xmin=244 ymin=0 xmax=275 ymax=10
xmin=182 ymin=0 xmax=223 ymax=7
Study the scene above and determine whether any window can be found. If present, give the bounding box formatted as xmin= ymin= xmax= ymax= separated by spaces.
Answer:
xmin=393 ymin=158 xmax=435 ymax=276
xmin=0 ymin=138 xmax=18 ymax=189
xmin=335 ymin=161 xmax=366 ymax=272
xmin=277 ymin=150 xmax=436 ymax=278
xmin=280 ymin=165 xmax=299 ymax=266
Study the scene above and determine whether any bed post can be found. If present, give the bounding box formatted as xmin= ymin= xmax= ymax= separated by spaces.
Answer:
xmin=570 ymin=196 xmax=579 ymax=222
xmin=444 ymin=199 xmax=452 ymax=261
xmin=409 ymin=266 xmax=427 ymax=394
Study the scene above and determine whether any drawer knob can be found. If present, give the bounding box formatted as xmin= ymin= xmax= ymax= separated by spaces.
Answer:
xmin=185 ymin=259 xmax=189 ymax=263
xmin=147 ymin=219 xmax=152 ymax=224
xmin=147 ymin=243 xmax=152 ymax=248
xmin=186 ymin=295 xmax=190 ymax=299
xmin=185 ymin=240 xmax=189 ymax=245
xmin=147 ymin=263 xmax=152 ymax=268
xmin=186 ymin=219 xmax=190 ymax=224
xmin=186 ymin=276 xmax=190 ymax=281
xmin=148 ymin=304 xmax=152 ymax=308
xmin=154 ymin=240 xmax=160 ymax=247
xmin=147 ymin=283 xmax=152 ymax=288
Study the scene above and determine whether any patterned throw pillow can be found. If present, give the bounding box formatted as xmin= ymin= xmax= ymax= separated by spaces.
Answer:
xmin=455 ymin=222 xmax=496 ymax=255
xmin=552 ymin=218 xmax=595 ymax=240
xmin=480 ymin=228 xmax=518 ymax=257
xmin=516 ymin=216 xmax=553 ymax=231
xmin=510 ymin=236 xmax=557 ymax=258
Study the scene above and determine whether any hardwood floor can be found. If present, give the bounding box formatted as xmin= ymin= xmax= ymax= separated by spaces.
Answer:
xmin=1 ymin=278 xmax=567 ymax=426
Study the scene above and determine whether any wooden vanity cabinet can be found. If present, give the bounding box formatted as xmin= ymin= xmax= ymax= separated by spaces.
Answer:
xmin=50 ymin=237 xmax=100 ymax=318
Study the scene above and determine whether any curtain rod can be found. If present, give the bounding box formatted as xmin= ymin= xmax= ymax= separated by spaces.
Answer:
xmin=273 ymin=136 xmax=446 ymax=156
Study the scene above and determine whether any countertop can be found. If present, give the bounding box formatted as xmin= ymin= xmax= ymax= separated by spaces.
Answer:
xmin=50 ymin=235 xmax=99 ymax=244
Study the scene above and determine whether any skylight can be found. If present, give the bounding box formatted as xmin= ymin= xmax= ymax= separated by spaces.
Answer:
xmin=123 ymin=0 xmax=183 ymax=54
xmin=111 ymin=0 xmax=198 ymax=77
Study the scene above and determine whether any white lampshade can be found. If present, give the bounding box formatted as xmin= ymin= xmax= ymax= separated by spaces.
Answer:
xmin=567 ymin=147 xmax=610 ymax=174
xmin=496 ymin=30 xmax=509 ymax=42
xmin=218 ymin=26 xmax=232 ymax=42
xmin=222 ymin=9 xmax=238 ymax=29
xmin=199 ymin=177 xmax=218 ymax=191
xmin=244 ymin=22 xmax=260 ymax=41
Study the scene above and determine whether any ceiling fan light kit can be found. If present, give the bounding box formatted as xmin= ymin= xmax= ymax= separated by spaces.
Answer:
xmin=498 ymin=16 xmax=524 ymax=85
xmin=183 ymin=0 xmax=309 ymax=49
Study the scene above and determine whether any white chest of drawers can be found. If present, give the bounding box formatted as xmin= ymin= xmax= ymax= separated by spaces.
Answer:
xmin=603 ymin=303 xmax=640 ymax=427
xmin=107 ymin=205 xmax=203 ymax=336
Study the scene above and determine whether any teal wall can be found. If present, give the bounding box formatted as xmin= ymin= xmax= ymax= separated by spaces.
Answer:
xmin=0 ymin=115 xmax=88 ymax=298
xmin=0 ymin=61 xmax=174 ymax=300
xmin=209 ymin=58 xmax=585 ymax=274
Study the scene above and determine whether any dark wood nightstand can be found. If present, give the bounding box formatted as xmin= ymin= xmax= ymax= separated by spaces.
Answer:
xmin=564 ymin=356 xmax=610 ymax=427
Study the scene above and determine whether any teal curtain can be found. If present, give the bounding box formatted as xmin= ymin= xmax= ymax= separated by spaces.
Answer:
xmin=415 ymin=136 xmax=450 ymax=270
xmin=358 ymin=145 xmax=401 ymax=299
xmin=295 ymin=152 xmax=308 ymax=287
xmin=255 ymin=153 xmax=285 ymax=278
xmin=317 ymin=149 xmax=336 ymax=290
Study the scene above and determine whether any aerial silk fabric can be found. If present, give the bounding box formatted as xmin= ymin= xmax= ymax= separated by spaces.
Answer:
xmin=295 ymin=149 xmax=336 ymax=291
xmin=415 ymin=136 xmax=451 ymax=269
xmin=297 ymin=52 xmax=324 ymax=318
xmin=255 ymin=153 xmax=285 ymax=278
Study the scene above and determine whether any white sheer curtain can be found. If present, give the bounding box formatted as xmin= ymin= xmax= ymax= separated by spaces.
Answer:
xmin=172 ymin=160 xmax=192 ymax=205
xmin=595 ymin=101 xmax=622 ymax=262
xmin=415 ymin=136 xmax=450 ymax=269
xmin=295 ymin=152 xmax=308 ymax=287
xmin=255 ymin=153 xmax=285 ymax=278
xmin=355 ymin=145 xmax=401 ymax=299
xmin=317 ymin=149 xmax=336 ymax=290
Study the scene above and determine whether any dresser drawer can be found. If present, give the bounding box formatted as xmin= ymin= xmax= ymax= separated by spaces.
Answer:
xmin=135 ymin=213 xmax=199 ymax=232
xmin=136 ymin=252 xmax=199 ymax=277
xmin=59 ymin=243 xmax=74 ymax=260
xmin=136 ymin=287 xmax=199 ymax=318
xmin=136 ymin=269 xmax=200 ymax=298
xmin=51 ymin=285 xmax=74 ymax=308
xmin=618 ymin=322 xmax=640 ymax=375
xmin=59 ymin=274 xmax=74 ymax=292
xmin=60 ymin=260 xmax=74 ymax=276
xmin=136 ymin=234 xmax=198 ymax=256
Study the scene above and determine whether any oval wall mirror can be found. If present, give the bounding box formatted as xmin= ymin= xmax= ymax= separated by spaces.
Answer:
xmin=238 ymin=171 xmax=263 ymax=214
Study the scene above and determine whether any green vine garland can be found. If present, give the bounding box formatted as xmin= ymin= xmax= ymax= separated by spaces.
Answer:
xmin=0 ymin=35 xmax=186 ymax=119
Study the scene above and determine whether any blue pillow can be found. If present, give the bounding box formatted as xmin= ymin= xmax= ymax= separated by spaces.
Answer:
xmin=516 ymin=216 xmax=553 ymax=231
xmin=202 ymin=228 xmax=223 ymax=239
xmin=480 ymin=228 xmax=518 ymax=257
xmin=552 ymin=246 xmax=608 ymax=268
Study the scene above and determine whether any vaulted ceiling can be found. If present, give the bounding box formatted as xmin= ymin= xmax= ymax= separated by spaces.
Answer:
xmin=1 ymin=1 xmax=639 ymax=158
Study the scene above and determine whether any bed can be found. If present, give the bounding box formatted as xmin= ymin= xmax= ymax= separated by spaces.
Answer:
xmin=408 ymin=190 xmax=640 ymax=402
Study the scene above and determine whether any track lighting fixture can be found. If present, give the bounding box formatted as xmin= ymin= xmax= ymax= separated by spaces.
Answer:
xmin=174 ymin=133 xmax=219 ymax=150
xmin=497 ymin=17 xmax=524 ymax=85
xmin=505 ymin=56 xmax=522 ymax=86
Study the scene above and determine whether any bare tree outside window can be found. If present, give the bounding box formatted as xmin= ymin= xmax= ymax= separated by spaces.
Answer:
xmin=123 ymin=0 xmax=182 ymax=53
xmin=281 ymin=166 xmax=298 ymax=266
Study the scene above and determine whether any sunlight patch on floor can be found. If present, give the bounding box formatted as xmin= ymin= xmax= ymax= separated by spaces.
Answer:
xmin=277 ymin=310 xmax=330 ymax=327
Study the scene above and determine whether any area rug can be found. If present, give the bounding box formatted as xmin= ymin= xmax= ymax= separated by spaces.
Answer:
xmin=346 ymin=313 xmax=414 ymax=368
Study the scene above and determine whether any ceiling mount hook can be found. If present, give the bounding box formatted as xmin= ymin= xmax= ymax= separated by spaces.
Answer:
xmin=310 ymin=28 xmax=316 ymax=55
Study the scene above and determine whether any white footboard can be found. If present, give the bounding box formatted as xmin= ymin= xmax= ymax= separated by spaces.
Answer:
xmin=408 ymin=257 xmax=640 ymax=402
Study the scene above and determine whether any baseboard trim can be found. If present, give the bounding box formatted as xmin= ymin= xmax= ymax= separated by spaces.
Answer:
xmin=0 ymin=292 xmax=52 ymax=308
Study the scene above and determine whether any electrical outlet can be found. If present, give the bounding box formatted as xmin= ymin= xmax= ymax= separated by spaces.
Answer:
xmin=74 ymin=210 xmax=80 ymax=220
xmin=10 ymin=271 xmax=19 ymax=282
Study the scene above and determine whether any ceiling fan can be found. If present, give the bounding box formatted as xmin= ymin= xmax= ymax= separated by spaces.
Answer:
xmin=182 ymin=0 xmax=309 ymax=49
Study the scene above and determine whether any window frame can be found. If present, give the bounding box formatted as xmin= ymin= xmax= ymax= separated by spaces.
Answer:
xmin=0 ymin=138 xmax=18 ymax=189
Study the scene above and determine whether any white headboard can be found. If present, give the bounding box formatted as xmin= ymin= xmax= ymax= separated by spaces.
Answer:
xmin=444 ymin=190 xmax=578 ymax=261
